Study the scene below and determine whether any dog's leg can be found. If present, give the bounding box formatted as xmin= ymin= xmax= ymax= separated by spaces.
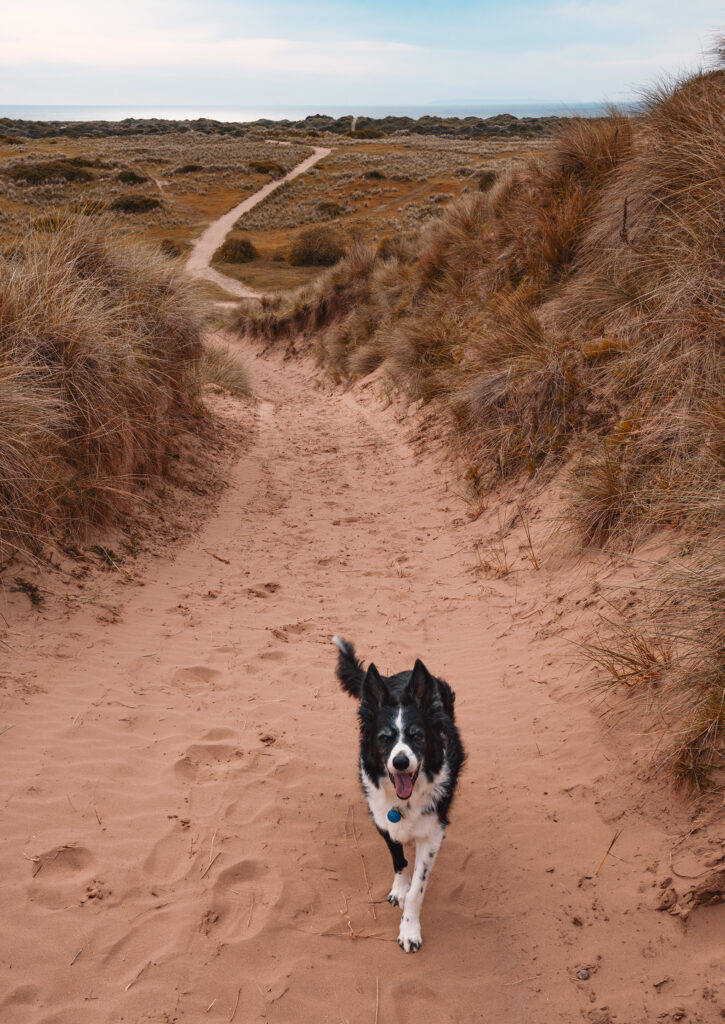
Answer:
xmin=376 ymin=826 xmax=411 ymax=908
xmin=397 ymin=824 xmax=445 ymax=953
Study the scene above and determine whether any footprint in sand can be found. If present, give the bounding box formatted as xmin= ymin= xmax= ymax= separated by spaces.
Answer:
xmin=170 ymin=664 xmax=223 ymax=695
xmin=246 ymin=582 xmax=281 ymax=599
xmin=174 ymin=741 xmax=241 ymax=784
xmin=201 ymin=857 xmax=282 ymax=942
xmin=258 ymin=649 xmax=286 ymax=662
xmin=0 ymin=985 xmax=41 ymax=1014
xmin=143 ymin=821 xmax=194 ymax=883
xmin=27 ymin=844 xmax=95 ymax=910
xmin=271 ymin=621 xmax=313 ymax=642
xmin=201 ymin=726 xmax=237 ymax=742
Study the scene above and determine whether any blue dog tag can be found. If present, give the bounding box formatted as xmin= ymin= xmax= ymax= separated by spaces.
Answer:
xmin=387 ymin=808 xmax=402 ymax=823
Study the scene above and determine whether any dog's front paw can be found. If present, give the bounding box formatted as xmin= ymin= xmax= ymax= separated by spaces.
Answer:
xmin=387 ymin=870 xmax=411 ymax=909
xmin=397 ymin=915 xmax=422 ymax=953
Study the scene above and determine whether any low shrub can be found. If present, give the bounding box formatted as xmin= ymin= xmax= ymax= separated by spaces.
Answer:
xmin=160 ymin=238 xmax=182 ymax=258
xmin=249 ymin=160 xmax=285 ymax=178
xmin=289 ymin=226 xmax=346 ymax=267
xmin=6 ymin=158 xmax=96 ymax=184
xmin=174 ymin=163 xmax=203 ymax=174
xmin=316 ymin=200 xmax=344 ymax=217
xmin=213 ymin=236 xmax=258 ymax=264
xmin=110 ymin=195 xmax=162 ymax=213
xmin=117 ymin=169 xmax=149 ymax=184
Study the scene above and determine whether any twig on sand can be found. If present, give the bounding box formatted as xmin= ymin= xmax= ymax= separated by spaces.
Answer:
xmin=504 ymin=974 xmax=541 ymax=987
xmin=204 ymin=549 xmax=230 ymax=565
xmin=595 ymin=829 xmax=622 ymax=876
xmin=350 ymin=804 xmax=377 ymax=921
xmin=375 ymin=976 xmax=380 ymax=1024
xmin=0 ymin=723 xmax=14 ymax=738
xmin=69 ymin=948 xmax=83 ymax=966
xmin=247 ymin=893 xmax=255 ymax=928
xmin=200 ymin=851 xmax=222 ymax=879
xmin=229 ymin=987 xmax=241 ymax=1022
xmin=325 ymin=892 xmax=390 ymax=941
xmin=125 ymin=960 xmax=152 ymax=991
xmin=206 ymin=998 xmax=216 ymax=1012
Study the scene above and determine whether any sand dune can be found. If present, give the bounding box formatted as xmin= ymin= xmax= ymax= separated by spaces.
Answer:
xmin=0 ymin=342 xmax=722 ymax=1024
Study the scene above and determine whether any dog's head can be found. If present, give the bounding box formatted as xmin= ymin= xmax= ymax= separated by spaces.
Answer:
xmin=358 ymin=658 xmax=450 ymax=799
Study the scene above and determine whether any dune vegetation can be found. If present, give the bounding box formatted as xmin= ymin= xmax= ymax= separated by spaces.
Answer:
xmin=237 ymin=59 xmax=725 ymax=784
xmin=0 ymin=217 xmax=247 ymax=560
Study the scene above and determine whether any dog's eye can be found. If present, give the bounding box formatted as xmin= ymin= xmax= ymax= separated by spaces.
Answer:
xmin=377 ymin=730 xmax=394 ymax=742
xmin=408 ymin=727 xmax=424 ymax=740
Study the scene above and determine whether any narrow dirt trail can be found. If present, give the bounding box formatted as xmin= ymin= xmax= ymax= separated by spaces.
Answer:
xmin=0 ymin=345 xmax=721 ymax=1024
xmin=186 ymin=147 xmax=331 ymax=299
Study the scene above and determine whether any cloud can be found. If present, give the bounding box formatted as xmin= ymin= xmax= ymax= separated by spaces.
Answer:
xmin=2 ymin=2 xmax=419 ymax=75
xmin=2 ymin=0 xmax=722 ymax=103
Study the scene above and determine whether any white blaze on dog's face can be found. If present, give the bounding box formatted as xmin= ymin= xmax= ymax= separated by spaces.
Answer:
xmin=377 ymin=704 xmax=426 ymax=801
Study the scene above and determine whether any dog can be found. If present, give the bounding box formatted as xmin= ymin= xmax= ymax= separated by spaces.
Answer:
xmin=333 ymin=636 xmax=465 ymax=952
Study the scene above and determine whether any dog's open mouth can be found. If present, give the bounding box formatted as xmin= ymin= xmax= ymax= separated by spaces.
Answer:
xmin=389 ymin=768 xmax=420 ymax=800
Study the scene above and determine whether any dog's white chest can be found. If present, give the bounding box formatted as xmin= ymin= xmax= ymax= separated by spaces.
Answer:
xmin=360 ymin=761 xmax=448 ymax=844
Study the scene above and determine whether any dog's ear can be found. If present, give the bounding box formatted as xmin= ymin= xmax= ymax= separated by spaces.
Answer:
xmin=361 ymin=662 xmax=388 ymax=712
xmin=408 ymin=658 xmax=436 ymax=706
xmin=408 ymin=659 xmax=447 ymax=719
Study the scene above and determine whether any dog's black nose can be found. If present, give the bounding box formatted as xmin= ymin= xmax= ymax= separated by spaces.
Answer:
xmin=392 ymin=752 xmax=410 ymax=771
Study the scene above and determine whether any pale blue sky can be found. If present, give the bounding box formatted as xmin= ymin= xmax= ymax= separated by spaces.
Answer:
xmin=1 ymin=1 xmax=722 ymax=106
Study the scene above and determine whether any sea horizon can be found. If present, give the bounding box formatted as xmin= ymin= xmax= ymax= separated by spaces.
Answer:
xmin=0 ymin=101 xmax=633 ymax=123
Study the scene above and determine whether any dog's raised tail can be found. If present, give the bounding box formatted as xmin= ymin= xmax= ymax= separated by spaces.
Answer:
xmin=333 ymin=635 xmax=365 ymax=698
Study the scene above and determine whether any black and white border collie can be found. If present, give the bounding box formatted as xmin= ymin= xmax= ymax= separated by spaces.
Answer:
xmin=333 ymin=636 xmax=465 ymax=953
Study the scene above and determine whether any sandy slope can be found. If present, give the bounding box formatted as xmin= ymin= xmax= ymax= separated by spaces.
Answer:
xmin=186 ymin=147 xmax=331 ymax=298
xmin=0 ymin=343 xmax=723 ymax=1024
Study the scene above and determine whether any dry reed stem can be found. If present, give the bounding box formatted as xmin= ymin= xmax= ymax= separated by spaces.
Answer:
xmin=125 ymin=960 xmax=152 ymax=991
xmin=200 ymin=851 xmax=222 ymax=879
xmin=229 ymin=987 xmax=241 ymax=1022
xmin=595 ymin=829 xmax=622 ymax=876
xmin=517 ymin=506 xmax=541 ymax=570
xmin=204 ymin=549 xmax=231 ymax=564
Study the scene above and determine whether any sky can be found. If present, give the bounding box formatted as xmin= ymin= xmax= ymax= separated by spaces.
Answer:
xmin=1 ymin=0 xmax=723 ymax=107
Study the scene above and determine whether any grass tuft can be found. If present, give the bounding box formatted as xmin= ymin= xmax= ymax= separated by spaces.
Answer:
xmin=192 ymin=341 xmax=252 ymax=398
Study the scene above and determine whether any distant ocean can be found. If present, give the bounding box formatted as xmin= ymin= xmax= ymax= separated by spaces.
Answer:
xmin=0 ymin=103 xmax=627 ymax=123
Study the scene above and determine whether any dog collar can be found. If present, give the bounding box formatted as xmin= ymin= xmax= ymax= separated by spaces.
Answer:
xmin=387 ymin=808 xmax=402 ymax=823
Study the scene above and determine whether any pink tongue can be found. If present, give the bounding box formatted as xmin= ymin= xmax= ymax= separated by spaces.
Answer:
xmin=393 ymin=773 xmax=414 ymax=800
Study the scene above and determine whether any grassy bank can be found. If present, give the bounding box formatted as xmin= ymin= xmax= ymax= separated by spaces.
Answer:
xmin=237 ymin=59 xmax=725 ymax=785
xmin=0 ymin=218 xmax=244 ymax=560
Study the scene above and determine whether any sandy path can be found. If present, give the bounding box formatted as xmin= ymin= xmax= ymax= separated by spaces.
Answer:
xmin=0 ymin=345 xmax=722 ymax=1024
xmin=186 ymin=147 xmax=331 ymax=299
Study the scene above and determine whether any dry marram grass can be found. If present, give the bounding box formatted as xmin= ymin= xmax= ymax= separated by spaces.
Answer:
xmin=0 ymin=217 xmax=216 ymax=557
